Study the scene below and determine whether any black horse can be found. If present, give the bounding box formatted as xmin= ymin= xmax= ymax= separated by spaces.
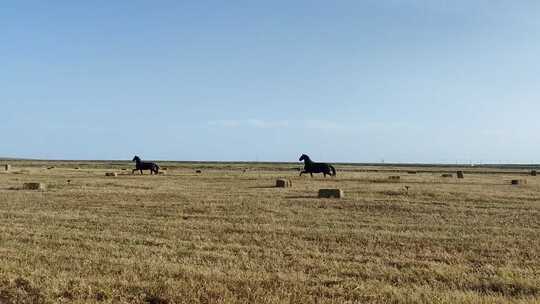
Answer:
xmin=299 ymin=154 xmax=336 ymax=178
xmin=132 ymin=156 xmax=160 ymax=175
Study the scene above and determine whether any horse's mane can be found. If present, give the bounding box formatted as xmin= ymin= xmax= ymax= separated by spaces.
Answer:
xmin=300 ymin=154 xmax=313 ymax=163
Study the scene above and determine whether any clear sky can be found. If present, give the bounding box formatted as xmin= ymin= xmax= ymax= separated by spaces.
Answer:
xmin=1 ymin=1 xmax=539 ymax=163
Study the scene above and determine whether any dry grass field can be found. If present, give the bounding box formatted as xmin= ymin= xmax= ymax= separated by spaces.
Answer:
xmin=0 ymin=161 xmax=539 ymax=303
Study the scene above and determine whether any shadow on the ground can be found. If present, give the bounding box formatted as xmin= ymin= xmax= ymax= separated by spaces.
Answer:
xmin=248 ymin=186 xmax=278 ymax=189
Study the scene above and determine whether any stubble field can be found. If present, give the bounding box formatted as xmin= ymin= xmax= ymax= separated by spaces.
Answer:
xmin=0 ymin=161 xmax=539 ymax=303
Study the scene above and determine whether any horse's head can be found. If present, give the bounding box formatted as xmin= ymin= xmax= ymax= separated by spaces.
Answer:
xmin=132 ymin=156 xmax=140 ymax=162
xmin=299 ymin=154 xmax=310 ymax=162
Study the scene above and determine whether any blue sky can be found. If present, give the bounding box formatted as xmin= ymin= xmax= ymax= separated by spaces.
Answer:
xmin=1 ymin=1 xmax=539 ymax=163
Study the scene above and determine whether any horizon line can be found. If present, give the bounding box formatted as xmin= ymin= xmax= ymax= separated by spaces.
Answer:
xmin=1 ymin=157 xmax=539 ymax=168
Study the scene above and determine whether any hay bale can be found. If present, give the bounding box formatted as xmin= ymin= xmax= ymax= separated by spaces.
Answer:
xmin=276 ymin=179 xmax=292 ymax=188
xmin=531 ymin=170 xmax=537 ymax=176
xmin=158 ymin=171 xmax=166 ymax=175
xmin=388 ymin=176 xmax=400 ymax=180
xmin=318 ymin=189 xmax=344 ymax=199
xmin=195 ymin=170 xmax=202 ymax=174
xmin=74 ymin=167 xmax=80 ymax=170
xmin=441 ymin=174 xmax=453 ymax=178
xmin=511 ymin=179 xmax=527 ymax=185
xmin=23 ymin=183 xmax=46 ymax=190
xmin=105 ymin=172 xmax=117 ymax=177
xmin=4 ymin=164 xmax=11 ymax=171
xmin=456 ymin=171 xmax=464 ymax=179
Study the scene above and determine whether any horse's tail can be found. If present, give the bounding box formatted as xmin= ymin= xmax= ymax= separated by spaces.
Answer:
xmin=329 ymin=165 xmax=336 ymax=176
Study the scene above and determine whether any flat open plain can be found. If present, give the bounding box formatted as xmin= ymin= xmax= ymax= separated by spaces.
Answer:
xmin=0 ymin=161 xmax=539 ymax=303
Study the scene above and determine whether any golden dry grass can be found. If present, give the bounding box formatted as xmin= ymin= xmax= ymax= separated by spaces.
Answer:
xmin=0 ymin=161 xmax=539 ymax=303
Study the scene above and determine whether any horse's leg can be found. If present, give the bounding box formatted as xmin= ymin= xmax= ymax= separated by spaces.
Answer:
xmin=140 ymin=169 xmax=143 ymax=175
xmin=300 ymin=171 xmax=304 ymax=176
xmin=310 ymin=173 xmax=313 ymax=178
